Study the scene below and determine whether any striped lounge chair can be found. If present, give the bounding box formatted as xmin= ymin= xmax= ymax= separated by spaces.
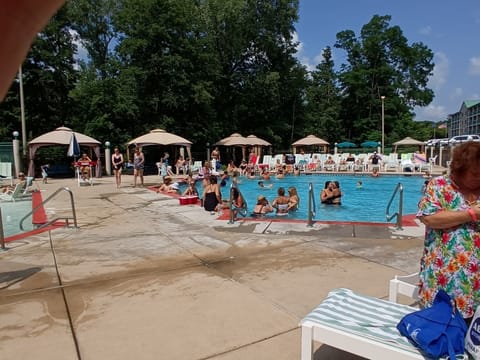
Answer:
xmin=300 ymin=288 xmax=461 ymax=360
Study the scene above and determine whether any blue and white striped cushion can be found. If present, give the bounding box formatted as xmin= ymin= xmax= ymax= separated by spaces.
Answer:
xmin=301 ymin=288 xmax=419 ymax=353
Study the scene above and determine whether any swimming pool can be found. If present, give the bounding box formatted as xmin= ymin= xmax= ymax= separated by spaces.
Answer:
xmin=200 ymin=174 xmax=425 ymax=223
xmin=1 ymin=200 xmax=33 ymax=238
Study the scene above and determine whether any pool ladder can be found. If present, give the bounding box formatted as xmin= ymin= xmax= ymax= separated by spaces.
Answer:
xmin=307 ymin=182 xmax=316 ymax=227
xmin=19 ymin=187 xmax=79 ymax=231
xmin=386 ymin=183 xmax=403 ymax=229
xmin=228 ymin=183 xmax=248 ymax=224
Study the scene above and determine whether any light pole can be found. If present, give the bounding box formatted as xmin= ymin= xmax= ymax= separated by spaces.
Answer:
xmin=381 ymin=96 xmax=385 ymax=154
xmin=18 ymin=66 xmax=27 ymax=156
xmin=12 ymin=131 xmax=20 ymax=178
xmin=104 ymin=141 xmax=111 ymax=176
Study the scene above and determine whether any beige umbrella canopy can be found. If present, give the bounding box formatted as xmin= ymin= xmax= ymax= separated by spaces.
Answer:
xmin=392 ymin=136 xmax=425 ymax=153
xmin=29 ymin=126 xmax=101 ymax=146
xmin=292 ymin=134 xmax=329 ymax=154
xmin=392 ymin=137 xmax=424 ymax=146
xmin=214 ymin=133 xmax=247 ymax=146
xmin=244 ymin=134 xmax=271 ymax=146
xmin=28 ymin=126 xmax=101 ymax=177
xmin=292 ymin=134 xmax=329 ymax=147
xmin=213 ymin=133 xmax=270 ymax=161
xmin=127 ymin=128 xmax=192 ymax=147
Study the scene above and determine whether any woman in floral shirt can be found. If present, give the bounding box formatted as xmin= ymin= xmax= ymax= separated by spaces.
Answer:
xmin=417 ymin=142 xmax=480 ymax=323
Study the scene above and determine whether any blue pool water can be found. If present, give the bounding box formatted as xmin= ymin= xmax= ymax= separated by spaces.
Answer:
xmin=190 ymin=174 xmax=426 ymax=223
xmin=0 ymin=200 xmax=33 ymax=238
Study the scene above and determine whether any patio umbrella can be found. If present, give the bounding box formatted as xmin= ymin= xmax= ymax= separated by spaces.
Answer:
xmin=336 ymin=141 xmax=357 ymax=148
xmin=244 ymin=134 xmax=271 ymax=146
xmin=67 ymin=132 xmax=81 ymax=159
xmin=360 ymin=141 xmax=379 ymax=148
xmin=214 ymin=133 xmax=248 ymax=146
xmin=392 ymin=136 xmax=425 ymax=153
xmin=292 ymin=135 xmax=329 ymax=147
xmin=392 ymin=137 xmax=424 ymax=146
xmin=28 ymin=126 xmax=101 ymax=177
xmin=127 ymin=128 xmax=192 ymax=147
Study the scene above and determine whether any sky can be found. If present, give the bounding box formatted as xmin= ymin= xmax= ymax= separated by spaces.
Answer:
xmin=293 ymin=0 xmax=480 ymax=122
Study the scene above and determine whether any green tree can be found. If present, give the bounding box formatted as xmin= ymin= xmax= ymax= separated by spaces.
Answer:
xmin=304 ymin=46 xmax=342 ymax=144
xmin=334 ymin=15 xmax=434 ymax=144
xmin=68 ymin=0 xmax=134 ymax=144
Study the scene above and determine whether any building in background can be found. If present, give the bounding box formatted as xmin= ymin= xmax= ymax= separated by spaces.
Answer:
xmin=447 ymin=100 xmax=480 ymax=136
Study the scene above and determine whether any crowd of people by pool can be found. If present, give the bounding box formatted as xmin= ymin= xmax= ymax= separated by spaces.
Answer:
xmin=145 ymin=147 xmax=435 ymax=220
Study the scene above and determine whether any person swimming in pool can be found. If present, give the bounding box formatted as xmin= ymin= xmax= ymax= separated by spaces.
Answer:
xmin=258 ymin=181 xmax=273 ymax=189
xmin=272 ymin=187 xmax=290 ymax=216
xmin=321 ymin=181 xmax=342 ymax=205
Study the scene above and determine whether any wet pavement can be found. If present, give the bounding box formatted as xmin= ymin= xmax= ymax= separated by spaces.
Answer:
xmin=0 ymin=174 xmax=426 ymax=360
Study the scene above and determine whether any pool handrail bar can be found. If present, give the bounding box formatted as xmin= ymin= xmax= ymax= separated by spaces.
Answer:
xmin=228 ymin=183 xmax=248 ymax=224
xmin=20 ymin=187 xmax=78 ymax=231
xmin=386 ymin=182 xmax=403 ymax=229
xmin=307 ymin=182 xmax=316 ymax=227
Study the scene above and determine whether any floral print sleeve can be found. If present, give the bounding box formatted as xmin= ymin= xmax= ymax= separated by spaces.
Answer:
xmin=416 ymin=175 xmax=480 ymax=318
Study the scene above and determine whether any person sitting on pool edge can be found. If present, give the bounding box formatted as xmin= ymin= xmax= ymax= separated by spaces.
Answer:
xmin=272 ymin=187 xmax=290 ymax=215
xmin=320 ymin=181 xmax=342 ymax=205
xmin=231 ymin=187 xmax=246 ymax=218
xmin=252 ymin=195 xmax=273 ymax=217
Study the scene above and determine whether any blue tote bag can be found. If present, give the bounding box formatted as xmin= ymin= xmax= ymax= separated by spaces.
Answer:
xmin=397 ymin=289 xmax=467 ymax=359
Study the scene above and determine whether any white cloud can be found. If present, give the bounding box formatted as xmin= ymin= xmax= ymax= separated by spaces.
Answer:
xmin=429 ymin=52 xmax=449 ymax=91
xmin=69 ymin=29 xmax=88 ymax=63
xmin=419 ymin=26 xmax=432 ymax=36
xmin=292 ymin=31 xmax=303 ymax=53
xmin=292 ymin=31 xmax=317 ymax=71
xmin=415 ymin=103 xmax=448 ymax=121
xmin=450 ymin=87 xmax=463 ymax=100
xmin=313 ymin=52 xmax=324 ymax=65
xmin=469 ymin=56 xmax=480 ymax=75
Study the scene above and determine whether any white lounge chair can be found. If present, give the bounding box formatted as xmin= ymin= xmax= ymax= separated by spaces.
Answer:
xmin=191 ymin=161 xmax=202 ymax=173
xmin=258 ymin=155 xmax=272 ymax=172
xmin=384 ymin=154 xmax=400 ymax=172
xmin=388 ymin=273 xmax=420 ymax=303
xmin=300 ymin=288 xmax=427 ymax=360
xmin=0 ymin=183 xmax=29 ymax=202
xmin=76 ymin=164 xmax=94 ymax=186
xmin=0 ymin=162 xmax=13 ymax=186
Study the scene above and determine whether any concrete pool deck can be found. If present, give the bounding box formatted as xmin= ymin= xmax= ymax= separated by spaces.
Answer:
xmin=0 ymin=173 xmax=427 ymax=360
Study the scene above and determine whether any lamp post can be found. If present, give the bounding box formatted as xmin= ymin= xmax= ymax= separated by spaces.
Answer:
xmin=12 ymin=131 xmax=20 ymax=178
xmin=104 ymin=141 xmax=111 ymax=176
xmin=18 ymin=66 xmax=27 ymax=156
xmin=381 ymin=96 xmax=385 ymax=154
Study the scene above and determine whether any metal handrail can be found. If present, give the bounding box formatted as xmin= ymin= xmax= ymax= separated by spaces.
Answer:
xmin=386 ymin=182 xmax=403 ymax=229
xmin=20 ymin=187 xmax=78 ymax=231
xmin=228 ymin=183 xmax=248 ymax=224
xmin=307 ymin=182 xmax=316 ymax=227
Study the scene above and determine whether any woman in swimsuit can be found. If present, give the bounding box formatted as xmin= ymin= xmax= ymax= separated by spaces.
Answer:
xmin=321 ymin=181 xmax=342 ymax=205
xmin=252 ymin=195 xmax=273 ymax=216
xmin=133 ymin=147 xmax=145 ymax=187
xmin=272 ymin=187 xmax=290 ymax=216
xmin=287 ymin=186 xmax=300 ymax=211
xmin=111 ymin=147 xmax=124 ymax=188
xmin=202 ymin=175 xmax=222 ymax=214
